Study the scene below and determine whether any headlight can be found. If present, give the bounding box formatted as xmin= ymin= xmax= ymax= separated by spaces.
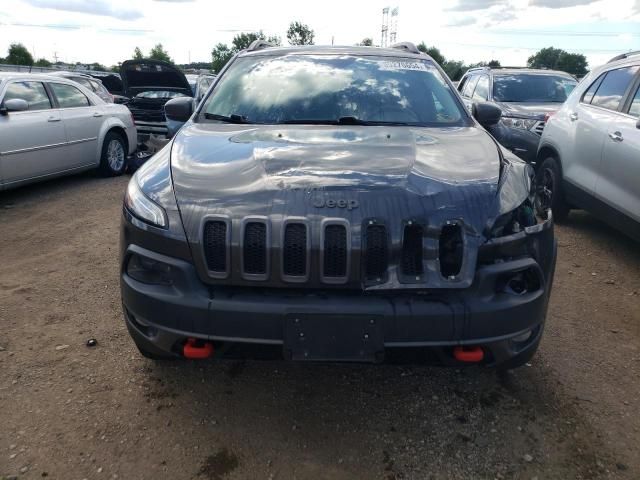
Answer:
xmin=500 ymin=117 xmax=537 ymax=131
xmin=490 ymin=200 xmax=537 ymax=238
xmin=124 ymin=176 xmax=168 ymax=228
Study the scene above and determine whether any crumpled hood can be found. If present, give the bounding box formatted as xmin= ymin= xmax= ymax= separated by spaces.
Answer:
xmin=171 ymin=123 xmax=510 ymax=236
xmin=496 ymin=101 xmax=562 ymax=120
xmin=168 ymin=123 xmax=533 ymax=289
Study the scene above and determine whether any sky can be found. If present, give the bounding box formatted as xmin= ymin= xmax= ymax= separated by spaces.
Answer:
xmin=0 ymin=0 xmax=639 ymax=70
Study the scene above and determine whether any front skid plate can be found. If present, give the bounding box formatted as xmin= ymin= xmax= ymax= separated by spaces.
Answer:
xmin=283 ymin=314 xmax=384 ymax=362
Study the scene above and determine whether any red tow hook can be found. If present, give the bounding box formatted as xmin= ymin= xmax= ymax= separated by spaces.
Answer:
xmin=453 ymin=346 xmax=484 ymax=363
xmin=183 ymin=338 xmax=214 ymax=359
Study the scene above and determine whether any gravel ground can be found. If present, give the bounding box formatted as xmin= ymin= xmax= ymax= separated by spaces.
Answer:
xmin=1 ymin=173 xmax=638 ymax=480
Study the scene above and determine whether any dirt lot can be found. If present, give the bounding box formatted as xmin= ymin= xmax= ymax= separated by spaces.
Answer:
xmin=1 ymin=173 xmax=638 ymax=480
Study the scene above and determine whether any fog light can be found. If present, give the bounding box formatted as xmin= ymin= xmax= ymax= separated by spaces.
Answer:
xmin=499 ymin=268 xmax=541 ymax=295
xmin=126 ymin=254 xmax=173 ymax=285
xmin=512 ymin=330 xmax=532 ymax=343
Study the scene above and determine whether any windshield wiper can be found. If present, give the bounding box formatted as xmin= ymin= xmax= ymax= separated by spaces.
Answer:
xmin=280 ymin=116 xmax=412 ymax=126
xmin=204 ymin=113 xmax=251 ymax=124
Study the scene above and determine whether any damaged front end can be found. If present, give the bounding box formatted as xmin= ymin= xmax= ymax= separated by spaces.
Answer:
xmin=120 ymin=59 xmax=193 ymax=157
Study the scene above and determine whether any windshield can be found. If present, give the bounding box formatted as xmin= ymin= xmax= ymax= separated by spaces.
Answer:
xmin=493 ymin=74 xmax=577 ymax=103
xmin=200 ymin=54 xmax=468 ymax=126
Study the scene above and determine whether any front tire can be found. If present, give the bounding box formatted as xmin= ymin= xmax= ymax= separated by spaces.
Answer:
xmin=535 ymin=157 xmax=569 ymax=222
xmin=99 ymin=132 xmax=127 ymax=177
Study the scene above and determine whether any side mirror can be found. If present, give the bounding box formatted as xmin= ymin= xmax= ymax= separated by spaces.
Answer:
xmin=0 ymin=98 xmax=29 ymax=115
xmin=472 ymin=102 xmax=502 ymax=128
xmin=165 ymin=97 xmax=193 ymax=122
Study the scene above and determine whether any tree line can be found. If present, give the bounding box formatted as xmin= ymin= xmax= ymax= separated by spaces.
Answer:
xmin=2 ymin=25 xmax=589 ymax=79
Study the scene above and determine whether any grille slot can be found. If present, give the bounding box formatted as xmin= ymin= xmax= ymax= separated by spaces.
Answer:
xmin=283 ymin=223 xmax=307 ymax=277
xmin=532 ymin=120 xmax=545 ymax=136
xmin=203 ymin=221 xmax=228 ymax=273
xmin=243 ymin=222 xmax=267 ymax=275
xmin=323 ymin=224 xmax=348 ymax=278
xmin=401 ymin=224 xmax=424 ymax=277
xmin=439 ymin=224 xmax=464 ymax=278
xmin=364 ymin=224 xmax=388 ymax=281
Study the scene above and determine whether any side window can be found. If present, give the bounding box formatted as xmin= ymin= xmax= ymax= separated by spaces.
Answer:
xmin=473 ymin=75 xmax=489 ymax=101
xmin=2 ymin=81 xmax=52 ymax=110
xmin=628 ymin=85 xmax=640 ymax=118
xmin=49 ymin=83 xmax=90 ymax=108
xmin=581 ymin=73 xmax=605 ymax=104
xmin=462 ymin=75 xmax=479 ymax=98
xmin=590 ymin=66 xmax=639 ymax=111
xmin=72 ymin=77 xmax=94 ymax=91
xmin=457 ymin=76 xmax=468 ymax=93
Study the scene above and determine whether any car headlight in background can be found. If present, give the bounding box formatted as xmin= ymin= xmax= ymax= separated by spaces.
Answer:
xmin=500 ymin=117 xmax=537 ymax=131
xmin=124 ymin=177 xmax=168 ymax=228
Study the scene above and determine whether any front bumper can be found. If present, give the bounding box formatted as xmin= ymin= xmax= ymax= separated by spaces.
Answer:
xmin=120 ymin=213 xmax=556 ymax=367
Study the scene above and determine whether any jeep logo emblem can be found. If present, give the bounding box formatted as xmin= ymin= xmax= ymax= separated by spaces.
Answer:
xmin=313 ymin=198 xmax=359 ymax=210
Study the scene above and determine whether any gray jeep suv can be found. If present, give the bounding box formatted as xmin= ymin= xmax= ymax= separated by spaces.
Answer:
xmin=120 ymin=42 xmax=556 ymax=368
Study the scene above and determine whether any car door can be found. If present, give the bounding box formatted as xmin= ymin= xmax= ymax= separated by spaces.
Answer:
xmin=0 ymin=79 xmax=67 ymax=185
xmin=564 ymin=66 xmax=639 ymax=197
xmin=48 ymin=81 xmax=103 ymax=169
xmin=596 ymin=71 xmax=640 ymax=222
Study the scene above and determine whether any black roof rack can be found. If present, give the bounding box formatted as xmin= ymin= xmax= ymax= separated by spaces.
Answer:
xmin=246 ymin=40 xmax=274 ymax=52
xmin=608 ymin=50 xmax=640 ymax=63
xmin=390 ymin=42 xmax=421 ymax=55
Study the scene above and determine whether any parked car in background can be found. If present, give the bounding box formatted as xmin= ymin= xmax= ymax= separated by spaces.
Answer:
xmin=85 ymin=71 xmax=129 ymax=104
xmin=458 ymin=67 xmax=577 ymax=163
xmin=166 ymin=73 xmax=216 ymax=138
xmin=120 ymin=59 xmax=192 ymax=153
xmin=0 ymin=72 xmax=136 ymax=190
xmin=50 ymin=71 xmax=114 ymax=103
xmin=537 ymin=51 xmax=640 ymax=241
xmin=121 ymin=41 xmax=556 ymax=369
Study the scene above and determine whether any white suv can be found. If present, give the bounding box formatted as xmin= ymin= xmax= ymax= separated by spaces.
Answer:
xmin=537 ymin=52 xmax=640 ymax=241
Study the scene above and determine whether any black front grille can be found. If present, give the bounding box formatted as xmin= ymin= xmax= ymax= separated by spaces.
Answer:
xmin=283 ymin=223 xmax=307 ymax=277
xmin=243 ymin=222 xmax=267 ymax=275
xmin=364 ymin=224 xmax=388 ymax=280
xmin=323 ymin=224 xmax=348 ymax=278
xmin=401 ymin=224 xmax=424 ymax=276
xmin=203 ymin=221 xmax=227 ymax=273
xmin=439 ymin=224 xmax=464 ymax=277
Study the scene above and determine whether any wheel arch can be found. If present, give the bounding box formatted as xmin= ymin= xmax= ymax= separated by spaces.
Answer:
xmin=537 ymin=144 xmax=563 ymax=175
xmin=96 ymin=117 xmax=129 ymax=163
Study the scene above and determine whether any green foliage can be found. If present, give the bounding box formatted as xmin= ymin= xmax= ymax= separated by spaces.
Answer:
xmin=211 ymin=30 xmax=281 ymax=73
xmin=488 ymin=59 xmax=501 ymax=68
xmin=287 ymin=21 xmax=315 ymax=45
xmin=527 ymin=47 xmax=588 ymax=76
xmin=6 ymin=43 xmax=34 ymax=66
xmin=417 ymin=43 xmax=446 ymax=66
xmin=89 ymin=62 xmax=107 ymax=71
xmin=149 ymin=43 xmax=172 ymax=63
xmin=211 ymin=43 xmax=233 ymax=73
xmin=133 ymin=47 xmax=144 ymax=60
xmin=359 ymin=38 xmax=373 ymax=46
xmin=34 ymin=58 xmax=52 ymax=67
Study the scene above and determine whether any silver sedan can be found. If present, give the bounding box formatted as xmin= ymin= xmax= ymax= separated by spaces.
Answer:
xmin=0 ymin=72 xmax=137 ymax=190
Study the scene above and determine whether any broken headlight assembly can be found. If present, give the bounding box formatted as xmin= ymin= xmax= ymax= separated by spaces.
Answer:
xmin=489 ymin=199 xmax=538 ymax=238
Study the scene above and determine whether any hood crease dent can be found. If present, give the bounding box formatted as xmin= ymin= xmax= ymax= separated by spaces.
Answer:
xmin=170 ymin=123 xmax=531 ymax=289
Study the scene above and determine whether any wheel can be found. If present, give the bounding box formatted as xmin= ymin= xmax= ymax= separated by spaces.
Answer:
xmin=535 ymin=157 xmax=569 ymax=222
xmin=98 ymin=131 xmax=127 ymax=177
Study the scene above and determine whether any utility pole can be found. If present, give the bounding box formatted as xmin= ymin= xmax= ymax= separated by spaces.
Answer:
xmin=381 ymin=7 xmax=389 ymax=48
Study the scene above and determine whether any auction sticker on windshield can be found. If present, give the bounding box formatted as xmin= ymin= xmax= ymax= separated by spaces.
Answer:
xmin=379 ymin=60 xmax=430 ymax=72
